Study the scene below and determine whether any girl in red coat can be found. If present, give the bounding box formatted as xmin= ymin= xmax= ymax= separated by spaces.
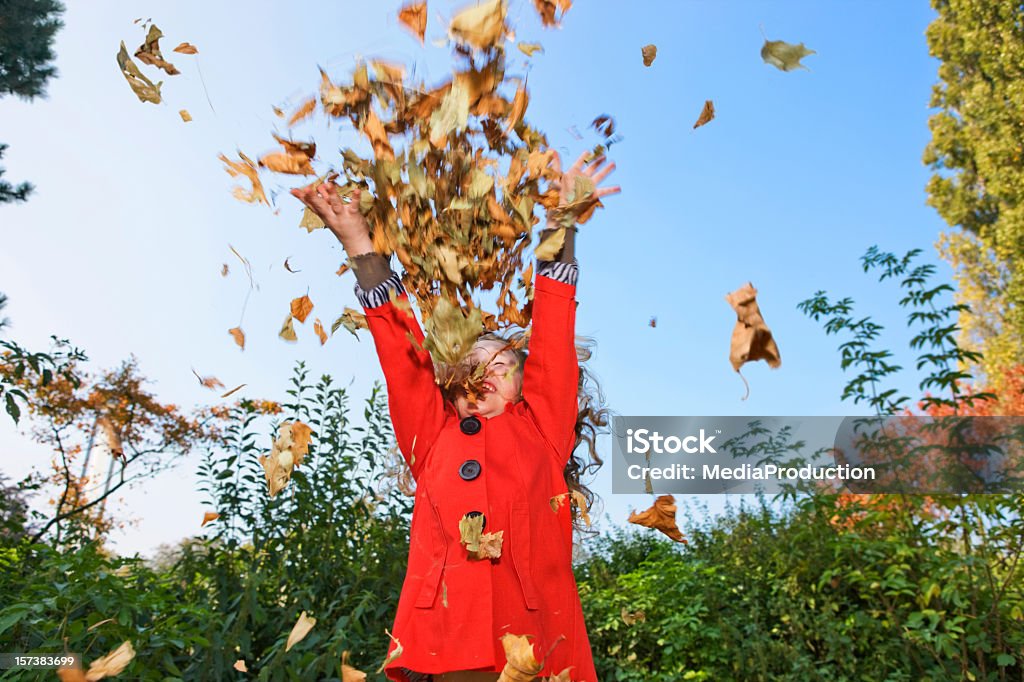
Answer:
xmin=293 ymin=151 xmax=618 ymax=682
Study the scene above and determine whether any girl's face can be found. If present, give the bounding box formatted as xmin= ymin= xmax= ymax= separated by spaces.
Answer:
xmin=454 ymin=339 xmax=523 ymax=419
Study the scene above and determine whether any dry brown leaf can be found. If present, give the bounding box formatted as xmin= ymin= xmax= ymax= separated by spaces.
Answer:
xmin=221 ymin=263 xmax=229 ymax=276
xmin=517 ymin=42 xmax=543 ymax=57
xmin=459 ymin=512 xmax=485 ymax=553
xmin=173 ymin=42 xmax=198 ymax=54
xmin=504 ymin=83 xmax=528 ymax=136
xmin=341 ymin=651 xmax=367 ymax=681
xmin=332 ymin=308 xmax=369 ymax=338
xmin=621 ymin=607 xmax=646 ymax=625
xmin=233 ymin=660 xmax=248 ymax=672
xmin=260 ymin=135 xmax=316 ymax=175
xmin=761 ymin=38 xmax=815 ymax=72
xmin=725 ymin=282 xmax=781 ymax=400
xmin=228 ymin=327 xmax=246 ymax=349
xmin=285 ymin=611 xmax=316 ymax=652
xmin=471 ymin=530 xmax=504 ymax=559
xmin=545 ymin=669 xmax=574 ymax=682
xmin=201 ymin=511 xmax=220 ymax=527
xmin=284 ymin=257 xmax=300 ymax=273
xmin=191 ymin=368 xmax=225 ymax=391
xmin=96 ymin=415 xmax=124 ymax=460
xmin=693 ymin=99 xmax=714 ymax=129
xmin=376 ymin=629 xmax=403 ymax=673
xmin=85 ymin=641 xmax=135 ymax=681
xmin=641 ymin=44 xmax=657 ymax=67
xmin=291 ymin=295 xmax=314 ymax=323
xmin=628 ymin=494 xmax=687 ymax=543
xmin=649 ymin=316 xmax=657 ymax=328
xmin=116 ymin=41 xmax=162 ymax=104
xmin=179 ymin=109 xmax=192 ymax=122
xmin=219 ymin=152 xmax=268 ymax=205
xmin=288 ymin=96 xmax=318 ymax=127
xmin=498 ymin=633 xmax=542 ymax=681
xmin=532 ymin=0 xmax=571 ymax=27
xmin=398 ymin=2 xmax=427 ymax=43
xmin=221 ymin=383 xmax=246 ymax=398
xmin=135 ymin=25 xmax=179 ymax=75
xmin=314 ymin=318 xmax=328 ymax=345
xmin=449 ymin=0 xmax=507 ymax=50
xmin=57 ymin=665 xmax=87 ymax=682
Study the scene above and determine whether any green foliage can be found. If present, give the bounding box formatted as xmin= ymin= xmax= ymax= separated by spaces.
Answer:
xmin=579 ymin=496 xmax=1024 ymax=681
xmin=924 ymin=0 xmax=1024 ymax=386
xmin=0 ymin=143 xmax=32 ymax=204
xmin=174 ymin=361 xmax=413 ymax=680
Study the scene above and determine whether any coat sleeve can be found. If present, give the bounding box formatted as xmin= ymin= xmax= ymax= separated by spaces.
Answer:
xmin=522 ymin=258 xmax=580 ymax=467
xmin=354 ymin=258 xmax=446 ymax=482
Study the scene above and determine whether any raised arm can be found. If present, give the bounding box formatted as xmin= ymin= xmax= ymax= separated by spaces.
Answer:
xmin=522 ymin=151 xmax=619 ymax=465
xmin=291 ymin=184 xmax=445 ymax=480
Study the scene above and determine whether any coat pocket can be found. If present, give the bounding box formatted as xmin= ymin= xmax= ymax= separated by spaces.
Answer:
xmin=509 ymin=501 xmax=540 ymax=611
xmin=414 ymin=501 xmax=448 ymax=608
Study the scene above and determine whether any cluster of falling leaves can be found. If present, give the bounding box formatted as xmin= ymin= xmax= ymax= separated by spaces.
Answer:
xmin=116 ymin=19 xmax=198 ymax=122
xmin=220 ymin=0 xmax=607 ymax=370
xmin=256 ymin=421 xmax=314 ymax=497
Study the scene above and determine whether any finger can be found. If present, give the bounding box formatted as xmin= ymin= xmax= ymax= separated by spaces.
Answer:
xmin=550 ymin=151 xmax=562 ymax=174
xmin=592 ymin=162 xmax=616 ymax=184
xmin=594 ymin=185 xmax=621 ymax=198
xmin=569 ymin=150 xmax=589 ymax=174
xmin=582 ymin=155 xmax=607 ymax=174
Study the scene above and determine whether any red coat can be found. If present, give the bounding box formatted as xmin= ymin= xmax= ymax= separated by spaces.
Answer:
xmin=362 ymin=273 xmax=598 ymax=681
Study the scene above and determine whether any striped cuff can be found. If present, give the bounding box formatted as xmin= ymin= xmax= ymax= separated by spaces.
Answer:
xmin=354 ymin=271 xmax=405 ymax=308
xmin=536 ymin=259 xmax=579 ymax=287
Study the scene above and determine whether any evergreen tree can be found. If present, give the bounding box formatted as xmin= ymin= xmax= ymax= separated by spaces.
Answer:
xmin=0 ymin=0 xmax=66 ymax=203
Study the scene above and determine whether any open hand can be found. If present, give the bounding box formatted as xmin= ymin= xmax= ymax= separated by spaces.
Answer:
xmin=550 ymin=150 xmax=620 ymax=207
xmin=290 ymin=181 xmax=374 ymax=255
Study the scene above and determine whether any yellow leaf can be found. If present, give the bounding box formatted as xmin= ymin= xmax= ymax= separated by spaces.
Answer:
xmin=201 ymin=511 xmax=220 ymax=527
xmin=459 ymin=513 xmax=485 ymax=552
xmin=219 ymin=152 xmax=268 ymax=205
xmin=398 ymin=2 xmax=427 ymax=43
xmin=285 ymin=611 xmax=316 ymax=652
xmin=332 ymin=308 xmax=369 ymax=338
xmin=641 ymin=43 xmax=657 ymax=67
xmin=534 ymin=227 xmax=565 ymax=261
xmin=228 ymin=327 xmax=245 ymax=349
xmin=85 ymin=641 xmax=135 ymax=681
xmin=517 ymin=42 xmax=543 ymax=57
xmin=761 ymin=38 xmax=815 ymax=72
xmin=449 ymin=0 xmax=507 ymax=50
xmin=291 ymin=295 xmax=314 ymax=323
xmin=314 ymin=318 xmax=328 ymax=345
xmin=116 ymin=41 xmax=162 ymax=104
xmin=279 ymin=314 xmax=298 ymax=342
xmin=179 ymin=109 xmax=192 ymax=122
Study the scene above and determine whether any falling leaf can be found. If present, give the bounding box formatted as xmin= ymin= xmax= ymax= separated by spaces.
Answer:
xmin=535 ymin=227 xmax=566 ymax=261
xmin=449 ymin=0 xmax=507 ymax=50
xmin=628 ymin=494 xmax=687 ymax=543
xmin=191 ymin=368 xmax=226 ymax=390
xmin=692 ymin=99 xmax=714 ymax=129
xmin=591 ymin=114 xmax=615 ymax=138
xmin=228 ymin=327 xmax=245 ymax=349
xmin=279 ymin=314 xmax=298 ymax=342
xmin=532 ymin=0 xmax=571 ymax=27
xmin=283 ymin=257 xmax=300 ymax=273
xmin=341 ymin=651 xmax=366 ymax=682
xmin=221 ymin=383 xmax=246 ymax=398
xmin=201 ymin=511 xmax=220 ymax=527
xmin=272 ymin=105 xmax=285 ymax=118
xmin=472 ymin=530 xmax=504 ymax=559
xmin=545 ymin=669 xmax=575 ymax=682
xmin=429 ymin=80 xmax=470 ymax=147
xmin=95 ymin=415 xmax=124 ymax=461
xmin=504 ymin=83 xmax=528 ymax=136
xmin=641 ymin=44 xmax=657 ymax=67
xmin=517 ymin=42 xmax=543 ymax=57
xmin=376 ymin=629 xmax=403 ymax=673
xmin=57 ymin=665 xmax=86 ymax=682
xmin=761 ymin=38 xmax=815 ymax=72
xmin=498 ymin=633 xmax=543 ymax=681
xmin=233 ymin=660 xmax=248 ymax=672
xmin=221 ymin=263 xmax=229 ymax=276
xmin=285 ymin=611 xmax=316 ymax=652
xmin=314 ymin=318 xmax=328 ymax=345
xmin=116 ymin=41 xmax=162 ymax=104
xmin=135 ymin=25 xmax=180 ymax=75
xmin=422 ymin=297 xmax=484 ymax=366
xmin=290 ymin=295 xmax=314 ymax=323
xmin=179 ymin=109 xmax=192 ymax=122
xmin=219 ymin=152 xmax=268 ymax=205
xmin=260 ymin=135 xmax=316 ymax=175
xmin=173 ymin=42 xmax=198 ymax=54
xmin=398 ymin=2 xmax=427 ymax=43
xmin=621 ymin=607 xmax=646 ymax=625
xmin=331 ymin=308 xmax=369 ymax=338
xmin=649 ymin=316 xmax=657 ymax=328
xmin=300 ymin=206 xmax=326 ymax=233
xmin=725 ymin=282 xmax=781 ymax=400
xmin=288 ymin=97 xmax=318 ymax=127
xmin=85 ymin=641 xmax=135 ymax=680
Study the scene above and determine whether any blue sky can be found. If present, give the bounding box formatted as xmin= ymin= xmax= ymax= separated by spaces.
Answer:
xmin=0 ymin=0 xmax=952 ymax=556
